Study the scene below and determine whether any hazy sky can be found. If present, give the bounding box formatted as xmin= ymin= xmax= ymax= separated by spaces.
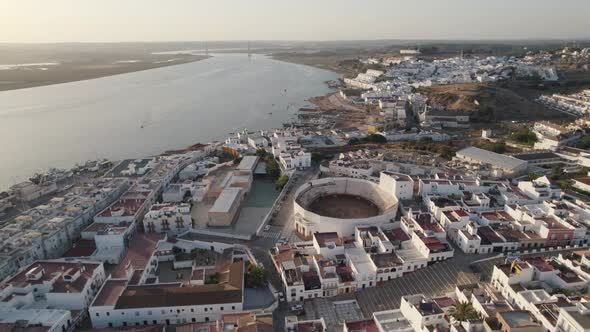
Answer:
xmin=1 ymin=0 xmax=588 ymax=43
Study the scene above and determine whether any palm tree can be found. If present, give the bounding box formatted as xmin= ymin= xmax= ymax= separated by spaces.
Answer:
xmin=449 ymin=302 xmax=478 ymax=322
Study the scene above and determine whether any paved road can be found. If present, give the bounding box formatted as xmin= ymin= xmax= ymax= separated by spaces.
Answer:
xmin=248 ymin=167 xmax=320 ymax=331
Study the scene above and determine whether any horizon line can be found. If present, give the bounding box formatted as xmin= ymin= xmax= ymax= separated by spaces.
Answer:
xmin=1 ymin=37 xmax=590 ymax=45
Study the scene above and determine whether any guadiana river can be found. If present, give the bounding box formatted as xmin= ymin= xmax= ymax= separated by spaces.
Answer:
xmin=0 ymin=53 xmax=338 ymax=190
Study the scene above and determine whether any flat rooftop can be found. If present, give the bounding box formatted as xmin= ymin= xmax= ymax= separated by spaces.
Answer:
xmin=457 ymin=146 xmax=527 ymax=171
xmin=236 ymin=156 xmax=259 ymax=172
xmin=93 ymin=279 xmax=128 ymax=306
xmin=209 ymin=188 xmax=242 ymax=213
xmin=112 ymin=233 xmax=163 ymax=278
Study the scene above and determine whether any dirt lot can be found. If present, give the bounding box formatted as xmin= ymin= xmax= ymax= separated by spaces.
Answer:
xmin=309 ymin=93 xmax=364 ymax=112
xmin=419 ymin=82 xmax=571 ymax=123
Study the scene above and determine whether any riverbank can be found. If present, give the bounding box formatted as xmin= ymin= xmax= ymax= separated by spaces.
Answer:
xmin=0 ymin=53 xmax=338 ymax=190
xmin=0 ymin=55 xmax=209 ymax=91
xmin=270 ymin=52 xmax=356 ymax=76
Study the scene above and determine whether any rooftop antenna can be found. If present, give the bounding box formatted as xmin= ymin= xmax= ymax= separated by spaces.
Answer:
xmin=248 ymin=41 xmax=252 ymax=57
xmin=204 ymin=41 xmax=209 ymax=56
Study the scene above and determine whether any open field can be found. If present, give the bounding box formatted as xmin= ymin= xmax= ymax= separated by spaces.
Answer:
xmin=271 ymin=51 xmax=360 ymax=75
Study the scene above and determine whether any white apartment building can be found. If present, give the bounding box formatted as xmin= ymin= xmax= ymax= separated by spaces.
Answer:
xmin=144 ymin=203 xmax=192 ymax=235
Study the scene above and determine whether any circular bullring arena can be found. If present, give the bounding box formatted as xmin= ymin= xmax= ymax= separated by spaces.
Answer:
xmin=293 ymin=177 xmax=398 ymax=237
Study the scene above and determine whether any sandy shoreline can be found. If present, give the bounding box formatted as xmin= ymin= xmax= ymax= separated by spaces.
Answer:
xmin=0 ymin=55 xmax=209 ymax=91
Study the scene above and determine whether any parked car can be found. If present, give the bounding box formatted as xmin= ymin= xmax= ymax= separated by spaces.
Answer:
xmin=291 ymin=304 xmax=305 ymax=315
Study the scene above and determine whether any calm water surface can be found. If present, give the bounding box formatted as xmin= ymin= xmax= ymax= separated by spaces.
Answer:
xmin=0 ymin=54 xmax=338 ymax=189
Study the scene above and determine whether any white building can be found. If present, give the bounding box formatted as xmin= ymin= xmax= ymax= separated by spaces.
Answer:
xmin=454 ymin=146 xmax=528 ymax=177
xmin=0 ymin=260 xmax=106 ymax=311
xmin=89 ymin=261 xmax=245 ymax=328
xmin=144 ymin=203 xmax=192 ymax=235
xmin=380 ymin=171 xmax=415 ymax=200
xmin=279 ymin=150 xmax=311 ymax=171
xmin=557 ymin=302 xmax=590 ymax=332
xmin=533 ymin=121 xmax=584 ymax=151
xmin=0 ymin=309 xmax=72 ymax=332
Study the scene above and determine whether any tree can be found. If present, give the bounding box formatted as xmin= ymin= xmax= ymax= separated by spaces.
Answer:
xmin=275 ymin=175 xmax=289 ymax=191
xmin=264 ymin=157 xmax=281 ymax=178
xmin=311 ymin=152 xmax=323 ymax=164
xmin=480 ymin=142 xmax=506 ymax=154
xmin=579 ymin=135 xmax=590 ymax=149
xmin=205 ymin=273 xmax=220 ymax=285
xmin=256 ymin=149 xmax=268 ymax=158
xmin=348 ymin=137 xmax=361 ymax=145
xmin=233 ymin=157 xmax=243 ymax=165
xmin=510 ymin=128 xmax=538 ymax=146
xmin=449 ymin=302 xmax=478 ymax=322
xmin=365 ymin=134 xmax=387 ymax=144
xmin=438 ymin=146 xmax=456 ymax=160
xmin=528 ymin=172 xmax=543 ymax=181
xmin=550 ymin=288 xmax=572 ymax=296
xmin=245 ymin=265 xmax=267 ymax=288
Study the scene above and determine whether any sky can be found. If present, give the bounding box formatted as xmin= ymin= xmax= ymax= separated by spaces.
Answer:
xmin=1 ymin=0 xmax=589 ymax=43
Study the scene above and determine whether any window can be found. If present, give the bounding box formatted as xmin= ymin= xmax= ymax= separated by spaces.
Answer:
xmin=232 ymin=306 xmax=235 ymax=310
xmin=220 ymin=307 xmax=224 ymax=311
xmin=204 ymin=308 xmax=208 ymax=312
xmin=148 ymin=311 xmax=152 ymax=316
xmin=191 ymin=309 xmax=194 ymax=313
xmin=106 ymin=312 xmax=110 ymax=316
xmin=135 ymin=312 xmax=140 ymax=316
xmin=96 ymin=313 xmax=99 ymax=317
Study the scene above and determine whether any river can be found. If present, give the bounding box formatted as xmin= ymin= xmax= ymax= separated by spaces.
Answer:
xmin=0 ymin=54 xmax=338 ymax=190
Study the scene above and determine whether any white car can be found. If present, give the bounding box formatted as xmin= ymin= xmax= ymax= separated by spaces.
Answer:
xmin=264 ymin=225 xmax=271 ymax=231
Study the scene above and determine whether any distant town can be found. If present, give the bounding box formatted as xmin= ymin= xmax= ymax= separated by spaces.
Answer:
xmin=2 ymin=43 xmax=590 ymax=332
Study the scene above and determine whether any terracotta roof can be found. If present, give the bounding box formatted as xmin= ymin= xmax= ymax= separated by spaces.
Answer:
xmin=114 ymin=261 xmax=244 ymax=309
